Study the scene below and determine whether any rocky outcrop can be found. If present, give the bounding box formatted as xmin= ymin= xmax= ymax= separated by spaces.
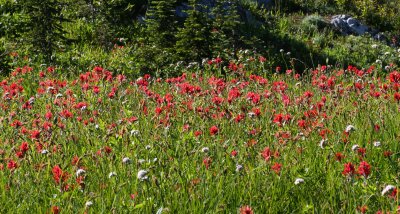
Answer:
xmin=330 ymin=15 xmax=387 ymax=42
xmin=331 ymin=15 xmax=375 ymax=36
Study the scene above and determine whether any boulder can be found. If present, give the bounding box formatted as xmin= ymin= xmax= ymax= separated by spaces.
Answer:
xmin=331 ymin=15 xmax=373 ymax=36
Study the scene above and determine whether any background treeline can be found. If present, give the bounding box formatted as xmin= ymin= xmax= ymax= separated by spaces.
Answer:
xmin=1 ymin=0 xmax=400 ymax=76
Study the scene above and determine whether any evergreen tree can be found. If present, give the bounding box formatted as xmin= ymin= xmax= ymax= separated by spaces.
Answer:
xmin=145 ymin=0 xmax=177 ymax=48
xmin=22 ymin=0 xmax=68 ymax=62
xmin=211 ymin=0 xmax=242 ymax=57
xmin=175 ymin=0 xmax=212 ymax=61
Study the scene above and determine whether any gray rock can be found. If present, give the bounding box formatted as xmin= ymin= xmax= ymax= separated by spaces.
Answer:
xmin=330 ymin=14 xmax=376 ymax=36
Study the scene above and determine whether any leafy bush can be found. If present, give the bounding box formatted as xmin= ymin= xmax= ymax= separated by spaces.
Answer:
xmin=300 ymin=14 xmax=328 ymax=34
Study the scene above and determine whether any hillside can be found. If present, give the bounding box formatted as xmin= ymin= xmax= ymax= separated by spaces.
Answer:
xmin=1 ymin=0 xmax=399 ymax=76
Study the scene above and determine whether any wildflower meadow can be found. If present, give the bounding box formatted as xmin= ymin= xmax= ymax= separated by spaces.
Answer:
xmin=0 ymin=55 xmax=399 ymax=213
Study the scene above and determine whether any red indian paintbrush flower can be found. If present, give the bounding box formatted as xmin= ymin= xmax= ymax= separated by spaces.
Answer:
xmin=261 ymin=147 xmax=272 ymax=161
xmin=357 ymin=161 xmax=371 ymax=178
xmin=271 ymin=162 xmax=282 ymax=174
xmin=203 ymin=157 xmax=212 ymax=170
xmin=52 ymin=165 xmax=63 ymax=184
xmin=342 ymin=162 xmax=355 ymax=176
xmin=209 ymin=126 xmax=219 ymax=135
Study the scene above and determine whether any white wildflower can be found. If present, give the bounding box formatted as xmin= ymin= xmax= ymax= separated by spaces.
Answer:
xmin=351 ymin=144 xmax=360 ymax=151
xmin=46 ymin=87 xmax=55 ymax=93
xmin=130 ymin=130 xmax=139 ymax=136
xmin=85 ymin=201 xmax=93 ymax=207
xmin=137 ymin=170 xmax=148 ymax=181
xmin=248 ymin=112 xmax=256 ymax=118
xmin=371 ymin=44 xmax=378 ymax=49
xmin=122 ymin=157 xmax=131 ymax=164
xmin=373 ymin=141 xmax=381 ymax=147
xmin=201 ymin=147 xmax=209 ymax=153
xmin=41 ymin=149 xmax=49 ymax=154
xmin=76 ymin=169 xmax=86 ymax=177
xmin=319 ymin=139 xmax=327 ymax=149
xmin=28 ymin=97 xmax=35 ymax=104
xmin=145 ymin=145 xmax=151 ymax=150
xmin=345 ymin=125 xmax=356 ymax=133
xmin=381 ymin=185 xmax=395 ymax=196
xmin=108 ymin=172 xmax=117 ymax=178
xmin=236 ymin=164 xmax=243 ymax=172
xmin=294 ymin=178 xmax=304 ymax=185
xmin=376 ymin=59 xmax=382 ymax=64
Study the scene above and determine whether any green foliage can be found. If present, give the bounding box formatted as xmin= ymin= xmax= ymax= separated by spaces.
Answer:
xmin=210 ymin=0 xmax=242 ymax=57
xmin=300 ymin=14 xmax=328 ymax=34
xmin=0 ymin=39 xmax=12 ymax=74
xmin=0 ymin=0 xmax=28 ymax=40
xmin=175 ymin=0 xmax=212 ymax=61
xmin=21 ymin=0 xmax=69 ymax=62
xmin=145 ymin=0 xmax=178 ymax=48
xmin=324 ymin=35 xmax=400 ymax=69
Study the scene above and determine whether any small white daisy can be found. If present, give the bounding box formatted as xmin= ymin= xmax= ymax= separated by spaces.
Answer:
xmin=41 ymin=149 xmax=49 ymax=154
xmin=381 ymin=185 xmax=395 ymax=196
xmin=137 ymin=170 xmax=148 ymax=181
xmin=294 ymin=178 xmax=304 ymax=185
